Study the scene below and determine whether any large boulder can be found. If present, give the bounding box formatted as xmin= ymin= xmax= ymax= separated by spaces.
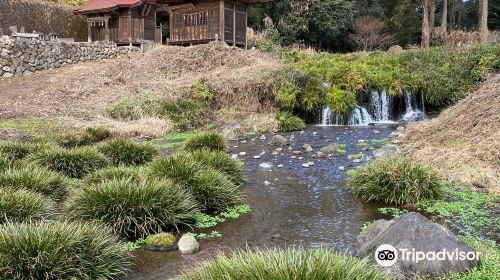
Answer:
xmin=373 ymin=144 xmax=400 ymax=159
xmin=178 ymin=235 xmax=200 ymax=254
xmin=319 ymin=144 xmax=340 ymax=154
xmin=222 ymin=122 xmax=244 ymax=141
xmin=357 ymin=213 xmax=480 ymax=279
xmin=269 ymin=135 xmax=289 ymax=146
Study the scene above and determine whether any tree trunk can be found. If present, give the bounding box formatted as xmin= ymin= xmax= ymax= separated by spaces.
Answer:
xmin=430 ymin=0 xmax=436 ymax=32
xmin=422 ymin=0 xmax=431 ymax=48
xmin=441 ymin=0 xmax=447 ymax=32
xmin=479 ymin=0 xmax=489 ymax=43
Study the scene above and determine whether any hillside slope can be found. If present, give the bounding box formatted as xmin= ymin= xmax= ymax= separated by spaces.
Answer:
xmin=401 ymin=74 xmax=500 ymax=194
xmin=0 ymin=43 xmax=284 ymax=136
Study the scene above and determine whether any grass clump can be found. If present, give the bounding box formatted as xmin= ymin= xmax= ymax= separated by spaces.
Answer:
xmin=0 ymin=164 xmax=68 ymax=201
xmin=66 ymin=178 xmax=198 ymax=238
xmin=0 ymin=141 xmax=43 ymax=161
xmin=184 ymin=132 xmax=227 ymax=152
xmin=162 ymin=99 xmax=205 ymax=131
xmin=58 ymin=127 xmax=111 ymax=148
xmin=0 ymin=221 xmax=131 ymax=279
xmin=82 ymin=165 xmax=142 ymax=186
xmin=277 ymin=112 xmax=305 ymax=132
xmin=98 ymin=138 xmax=158 ymax=166
xmin=0 ymin=189 xmax=57 ymax=224
xmin=448 ymin=237 xmax=500 ymax=280
xmin=144 ymin=232 xmax=176 ymax=248
xmin=149 ymin=155 xmax=241 ymax=212
xmin=348 ymin=157 xmax=444 ymax=205
xmin=33 ymin=147 xmax=109 ymax=178
xmin=106 ymin=96 xmax=163 ymax=121
xmin=186 ymin=150 xmax=244 ymax=184
xmin=177 ymin=247 xmax=386 ymax=280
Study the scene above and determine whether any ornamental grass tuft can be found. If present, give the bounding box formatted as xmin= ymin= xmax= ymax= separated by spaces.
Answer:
xmin=66 ymin=178 xmax=198 ymax=238
xmin=183 ymin=132 xmax=227 ymax=152
xmin=82 ymin=165 xmax=142 ymax=186
xmin=183 ymin=150 xmax=244 ymax=184
xmin=0 ymin=221 xmax=131 ymax=280
xmin=0 ymin=188 xmax=57 ymax=224
xmin=177 ymin=247 xmax=386 ymax=280
xmin=348 ymin=156 xmax=444 ymax=205
xmin=98 ymin=138 xmax=158 ymax=166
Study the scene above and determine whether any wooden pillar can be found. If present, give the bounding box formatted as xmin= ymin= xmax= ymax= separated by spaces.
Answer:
xmin=219 ymin=0 xmax=224 ymax=42
xmin=244 ymin=6 xmax=247 ymax=48
xmin=104 ymin=15 xmax=110 ymax=41
xmin=233 ymin=2 xmax=236 ymax=46
xmin=87 ymin=21 xmax=92 ymax=42
xmin=128 ymin=9 xmax=133 ymax=44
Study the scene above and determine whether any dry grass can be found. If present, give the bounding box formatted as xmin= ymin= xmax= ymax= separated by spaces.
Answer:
xmin=0 ymin=43 xmax=284 ymax=137
xmin=401 ymin=74 xmax=500 ymax=194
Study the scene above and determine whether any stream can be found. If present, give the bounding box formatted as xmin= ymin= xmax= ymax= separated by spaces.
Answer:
xmin=126 ymin=124 xmax=397 ymax=280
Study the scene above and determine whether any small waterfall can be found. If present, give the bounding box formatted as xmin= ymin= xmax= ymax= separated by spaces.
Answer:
xmin=320 ymin=106 xmax=333 ymax=125
xmin=401 ymin=91 xmax=425 ymax=122
xmin=370 ymin=90 xmax=390 ymax=122
xmin=348 ymin=105 xmax=373 ymax=125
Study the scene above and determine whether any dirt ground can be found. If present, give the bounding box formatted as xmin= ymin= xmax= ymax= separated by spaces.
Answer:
xmin=0 ymin=42 xmax=284 ymax=137
xmin=401 ymin=74 xmax=500 ymax=194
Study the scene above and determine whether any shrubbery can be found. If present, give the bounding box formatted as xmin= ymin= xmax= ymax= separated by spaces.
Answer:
xmin=98 ymin=138 xmax=158 ymax=166
xmin=66 ymin=178 xmax=198 ymax=238
xmin=0 ymin=188 xmax=57 ymax=224
xmin=58 ymin=127 xmax=111 ymax=148
xmin=348 ymin=157 xmax=444 ymax=205
xmin=82 ymin=165 xmax=142 ymax=186
xmin=0 ymin=164 xmax=68 ymax=201
xmin=277 ymin=112 xmax=305 ymax=132
xmin=184 ymin=132 xmax=227 ymax=152
xmin=189 ymin=150 xmax=244 ymax=184
xmin=0 ymin=221 xmax=131 ymax=279
xmin=0 ymin=141 xmax=43 ymax=161
xmin=33 ymin=147 xmax=109 ymax=178
xmin=149 ymin=154 xmax=241 ymax=212
xmin=177 ymin=247 xmax=386 ymax=280
xmin=162 ymin=99 xmax=206 ymax=131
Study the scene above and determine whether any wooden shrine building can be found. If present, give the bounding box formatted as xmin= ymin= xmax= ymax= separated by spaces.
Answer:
xmin=74 ymin=0 xmax=271 ymax=47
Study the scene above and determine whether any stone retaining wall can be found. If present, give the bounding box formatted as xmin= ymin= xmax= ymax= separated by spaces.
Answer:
xmin=0 ymin=36 xmax=137 ymax=78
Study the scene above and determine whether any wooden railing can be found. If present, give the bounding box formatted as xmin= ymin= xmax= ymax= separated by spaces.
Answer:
xmin=170 ymin=8 xmax=219 ymax=43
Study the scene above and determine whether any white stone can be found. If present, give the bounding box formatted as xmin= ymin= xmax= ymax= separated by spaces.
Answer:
xmin=178 ymin=235 xmax=199 ymax=254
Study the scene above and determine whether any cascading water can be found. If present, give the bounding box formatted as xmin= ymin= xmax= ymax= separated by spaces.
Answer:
xmin=318 ymin=89 xmax=426 ymax=126
xmin=370 ymin=90 xmax=391 ymax=122
xmin=401 ymin=91 xmax=426 ymax=122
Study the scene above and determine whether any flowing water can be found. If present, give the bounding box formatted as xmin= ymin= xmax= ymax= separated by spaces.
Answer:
xmin=319 ymin=89 xmax=425 ymax=126
xmin=125 ymin=125 xmax=397 ymax=280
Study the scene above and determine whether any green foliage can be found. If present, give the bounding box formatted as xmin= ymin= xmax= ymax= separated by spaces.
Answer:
xmin=149 ymin=151 xmax=241 ymax=212
xmin=184 ymin=132 xmax=227 ymax=152
xmin=0 ymin=158 xmax=8 ymax=172
xmin=177 ymin=247 xmax=386 ymax=280
xmin=82 ymin=165 xmax=142 ymax=186
xmin=0 ymin=221 xmax=131 ymax=280
xmin=123 ymin=238 xmax=146 ymax=252
xmin=274 ymin=77 xmax=298 ymax=111
xmin=106 ymin=95 xmax=164 ymax=121
xmin=418 ymin=188 xmax=500 ymax=238
xmin=194 ymin=204 xmax=251 ymax=229
xmin=33 ymin=146 xmax=109 ymax=178
xmin=277 ymin=112 xmax=305 ymax=132
xmin=188 ymin=150 xmax=244 ymax=184
xmin=377 ymin=207 xmax=408 ymax=219
xmin=0 ymin=141 xmax=43 ymax=161
xmin=188 ymin=80 xmax=213 ymax=105
xmin=98 ymin=138 xmax=158 ymax=166
xmin=0 ymin=164 xmax=68 ymax=201
xmin=447 ymin=237 xmax=500 ymax=280
xmin=325 ymin=87 xmax=357 ymax=115
xmin=185 ymin=231 xmax=222 ymax=240
xmin=0 ymin=188 xmax=57 ymax=224
xmin=348 ymin=157 xmax=444 ymax=205
xmin=57 ymin=127 xmax=111 ymax=148
xmin=144 ymin=232 xmax=176 ymax=248
xmin=162 ymin=99 xmax=205 ymax=131
xmin=66 ymin=178 xmax=198 ymax=238
xmin=292 ymin=44 xmax=500 ymax=108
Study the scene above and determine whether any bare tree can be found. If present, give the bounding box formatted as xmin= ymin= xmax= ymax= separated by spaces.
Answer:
xmin=441 ymin=0 xmax=448 ymax=32
xmin=349 ymin=16 xmax=394 ymax=51
xmin=422 ymin=0 xmax=431 ymax=48
xmin=479 ymin=0 xmax=489 ymax=43
xmin=430 ymin=0 xmax=436 ymax=33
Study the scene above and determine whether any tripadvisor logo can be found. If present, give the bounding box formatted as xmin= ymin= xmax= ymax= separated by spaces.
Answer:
xmin=374 ymin=244 xmax=480 ymax=267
